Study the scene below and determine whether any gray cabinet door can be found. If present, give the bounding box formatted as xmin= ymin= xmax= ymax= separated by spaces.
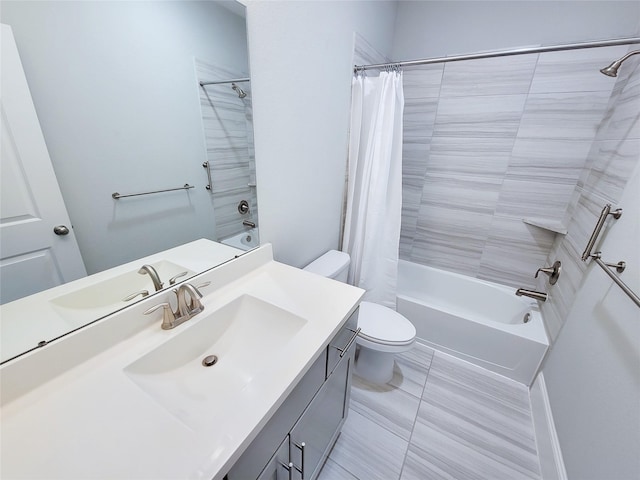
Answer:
xmin=257 ymin=435 xmax=291 ymax=480
xmin=289 ymin=349 xmax=353 ymax=480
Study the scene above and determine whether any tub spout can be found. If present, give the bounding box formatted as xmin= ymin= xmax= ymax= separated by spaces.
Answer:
xmin=515 ymin=288 xmax=547 ymax=302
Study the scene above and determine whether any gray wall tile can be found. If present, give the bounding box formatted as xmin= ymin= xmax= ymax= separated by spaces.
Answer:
xmin=434 ymin=94 xmax=527 ymax=138
xmin=441 ymin=54 xmax=538 ymax=97
xmin=518 ymin=92 xmax=612 ymax=140
xmin=399 ymin=44 xmax=630 ymax=293
xmin=529 ymin=45 xmax=628 ymax=94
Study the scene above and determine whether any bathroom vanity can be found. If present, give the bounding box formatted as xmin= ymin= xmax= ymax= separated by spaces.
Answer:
xmin=227 ymin=306 xmax=359 ymax=480
xmin=0 ymin=243 xmax=363 ymax=479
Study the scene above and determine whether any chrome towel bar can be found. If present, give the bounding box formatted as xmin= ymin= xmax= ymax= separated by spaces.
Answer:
xmin=112 ymin=184 xmax=194 ymax=199
xmin=581 ymin=204 xmax=640 ymax=308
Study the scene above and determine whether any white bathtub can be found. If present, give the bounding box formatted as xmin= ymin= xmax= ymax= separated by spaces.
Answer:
xmin=396 ymin=260 xmax=548 ymax=386
xmin=220 ymin=228 xmax=260 ymax=251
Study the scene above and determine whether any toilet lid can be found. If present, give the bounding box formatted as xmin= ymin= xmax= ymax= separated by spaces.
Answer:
xmin=358 ymin=301 xmax=416 ymax=345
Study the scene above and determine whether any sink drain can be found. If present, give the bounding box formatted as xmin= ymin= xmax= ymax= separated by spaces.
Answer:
xmin=523 ymin=312 xmax=531 ymax=324
xmin=202 ymin=355 xmax=218 ymax=367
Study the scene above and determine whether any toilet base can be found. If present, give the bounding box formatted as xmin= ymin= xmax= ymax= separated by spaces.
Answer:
xmin=354 ymin=345 xmax=396 ymax=384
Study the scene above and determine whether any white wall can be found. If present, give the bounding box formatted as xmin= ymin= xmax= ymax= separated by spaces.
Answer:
xmin=542 ymin=159 xmax=640 ymax=479
xmin=392 ymin=1 xmax=640 ymax=59
xmin=245 ymin=0 xmax=397 ymax=268
xmin=1 ymin=1 xmax=249 ymax=274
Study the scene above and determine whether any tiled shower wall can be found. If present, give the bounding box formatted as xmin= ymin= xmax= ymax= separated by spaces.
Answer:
xmin=196 ymin=59 xmax=257 ymax=241
xmin=539 ymin=47 xmax=640 ymax=341
xmin=399 ymin=45 xmax=630 ymax=289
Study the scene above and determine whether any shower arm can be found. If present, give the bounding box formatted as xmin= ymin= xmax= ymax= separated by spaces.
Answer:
xmin=600 ymin=50 xmax=640 ymax=76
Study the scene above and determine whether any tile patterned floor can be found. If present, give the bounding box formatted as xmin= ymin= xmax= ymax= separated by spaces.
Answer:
xmin=318 ymin=344 xmax=541 ymax=480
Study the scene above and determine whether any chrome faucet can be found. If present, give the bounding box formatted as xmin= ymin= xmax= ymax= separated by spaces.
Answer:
xmin=138 ymin=264 xmax=164 ymax=291
xmin=177 ymin=283 xmax=204 ymax=318
xmin=515 ymin=288 xmax=548 ymax=302
xmin=242 ymin=220 xmax=256 ymax=228
xmin=143 ymin=282 xmax=208 ymax=330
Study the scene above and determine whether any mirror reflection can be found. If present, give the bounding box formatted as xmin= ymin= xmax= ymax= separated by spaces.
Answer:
xmin=0 ymin=0 xmax=258 ymax=362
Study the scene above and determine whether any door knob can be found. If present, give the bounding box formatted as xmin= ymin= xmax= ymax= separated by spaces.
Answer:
xmin=53 ymin=225 xmax=70 ymax=236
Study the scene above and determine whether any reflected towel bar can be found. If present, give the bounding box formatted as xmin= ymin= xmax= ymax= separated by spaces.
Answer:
xmin=200 ymin=77 xmax=250 ymax=86
xmin=112 ymin=184 xmax=194 ymax=199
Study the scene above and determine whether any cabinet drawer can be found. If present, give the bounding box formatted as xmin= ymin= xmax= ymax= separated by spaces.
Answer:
xmin=326 ymin=307 xmax=359 ymax=377
xmin=226 ymin=354 xmax=325 ymax=480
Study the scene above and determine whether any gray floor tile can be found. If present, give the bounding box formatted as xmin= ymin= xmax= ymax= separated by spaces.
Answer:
xmin=409 ymin=352 xmax=540 ymax=479
xmin=316 ymin=457 xmax=358 ymax=480
xmin=351 ymin=374 xmax=421 ymax=441
xmin=388 ymin=342 xmax=435 ymax=397
xmin=328 ymin=409 xmax=408 ymax=480
xmin=320 ymin=349 xmax=541 ymax=480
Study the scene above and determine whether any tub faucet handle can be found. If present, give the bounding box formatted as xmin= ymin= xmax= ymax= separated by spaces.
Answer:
xmin=534 ymin=260 xmax=561 ymax=285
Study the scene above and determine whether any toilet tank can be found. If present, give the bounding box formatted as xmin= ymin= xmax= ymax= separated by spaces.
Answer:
xmin=303 ymin=250 xmax=350 ymax=283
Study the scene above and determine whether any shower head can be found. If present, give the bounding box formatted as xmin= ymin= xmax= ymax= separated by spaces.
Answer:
xmin=231 ymin=83 xmax=247 ymax=98
xmin=599 ymin=49 xmax=640 ymax=77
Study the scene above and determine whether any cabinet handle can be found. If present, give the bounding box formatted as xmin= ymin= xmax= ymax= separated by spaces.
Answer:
xmin=280 ymin=461 xmax=293 ymax=480
xmin=292 ymin=442 xmax=305 ymax=479
xmin=331 ymin=327 xmax=361 ymax=358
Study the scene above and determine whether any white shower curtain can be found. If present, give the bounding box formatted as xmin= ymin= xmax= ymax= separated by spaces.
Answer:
xmin=342 ymin=70 xmax=404 ymax=308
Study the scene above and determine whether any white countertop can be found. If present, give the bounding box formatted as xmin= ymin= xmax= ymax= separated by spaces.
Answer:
xmin=0 ymin=244 xmax=364 ymax=479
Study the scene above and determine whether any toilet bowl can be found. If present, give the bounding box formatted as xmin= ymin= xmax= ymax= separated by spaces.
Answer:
xmin=303 ymin=250 xmax=416 ymax=384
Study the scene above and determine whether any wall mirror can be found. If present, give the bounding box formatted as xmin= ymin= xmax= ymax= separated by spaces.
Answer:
xmin=0 ymin=0 xmax=258 ymax=363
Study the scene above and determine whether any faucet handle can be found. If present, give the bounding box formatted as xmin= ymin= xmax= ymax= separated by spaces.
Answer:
xmin=534 ymin=260 xmax=562 ymax=285
xmin=122 ymin=290 xmax=149 ymax=302
xmin=144 ymin=302 xmax=176 ymax=330
xmin=169 ymin=271 xmax=189 ymax=285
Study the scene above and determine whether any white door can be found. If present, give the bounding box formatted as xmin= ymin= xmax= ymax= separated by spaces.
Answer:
xmin=0 ymin=24 xmax=86 ymax=304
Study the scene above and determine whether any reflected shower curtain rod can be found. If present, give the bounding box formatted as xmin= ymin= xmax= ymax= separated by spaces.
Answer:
xmin=199 ymin=77 xmax=250 ymax=86
xmin=354 ymin=37 xmax=640 ymax=72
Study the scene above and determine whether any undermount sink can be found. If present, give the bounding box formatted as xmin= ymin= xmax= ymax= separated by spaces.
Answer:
xmin=49 ymin=261 xmax=195 ymax=321
xmin=123 ymin=294 xmax=307 ymax=431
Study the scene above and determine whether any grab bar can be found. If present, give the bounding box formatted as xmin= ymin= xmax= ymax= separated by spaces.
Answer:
xmin=202 ymin=161 xmax=213 ymax=191
xmin=581 ymin=204 xmax=640 ymax=308
xmin=581 ymin=204 xmax=622 ymax=260
xmin=589 ymin=253 xmax=640 ymax=308
xmin=112 ymin=184 xmax=194 ymax=199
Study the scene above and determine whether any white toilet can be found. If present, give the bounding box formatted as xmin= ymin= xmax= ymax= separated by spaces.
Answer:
xmin=304 ymin=250 xmax=416 ymax=384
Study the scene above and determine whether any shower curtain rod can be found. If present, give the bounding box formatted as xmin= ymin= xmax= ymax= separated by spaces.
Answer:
xmin=354 ymin=37 xmax=640 ymax=72
xmin=200 ymin=77 xmax=250 ymax=86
